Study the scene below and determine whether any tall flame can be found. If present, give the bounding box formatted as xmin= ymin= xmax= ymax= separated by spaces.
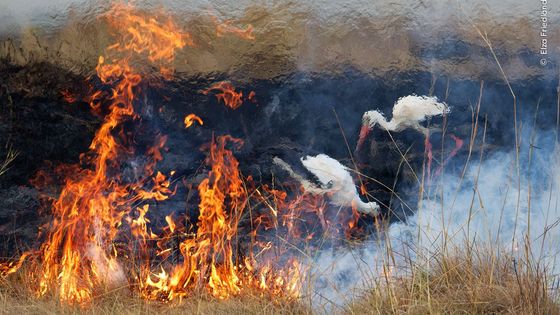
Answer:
xmin=37 ymin=4 xmax=187 ymax=304
xmin=141 ymin=136 xmax=303 ymax=300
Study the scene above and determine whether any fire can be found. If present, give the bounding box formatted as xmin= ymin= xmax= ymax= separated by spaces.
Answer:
xmin=1 ymin=3 xmax=314 ymax=306
xmin=141 ymin=136 xmax=303 ymax=300
xmin=424 ymin=136 xmax=433 ymax=177
xmin=33 ymin=3 xmax=184 ymax=304
xmin=184 ymin=113 xmax=204 ymax=128
xmin=356 ymin=124 xmax=371 ymax=151
xmin=0 ymin=253 xmax=30 ymax=277
xmin=202 ymin=81 xmax=245 ymax=110
xmin=196 ymin=136 xmax=245 ymax=298
xmin=434 ymin=134 xmax=464 ymax=177
xmin=165 ymin=214 xmax=176 ymax=233
xmin=247 ymin=90 xmax=257 ymax=103
xmin=104 ymin=3 xmax=191 ymax=65
xmin=360 ymin=183 xmax=367 ymax=195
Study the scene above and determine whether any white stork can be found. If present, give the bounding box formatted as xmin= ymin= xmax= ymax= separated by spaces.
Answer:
xmin=356 ymin=95 xmax=450 ymax=174
xmin=274 ymin=154 xmax=379 ymax=215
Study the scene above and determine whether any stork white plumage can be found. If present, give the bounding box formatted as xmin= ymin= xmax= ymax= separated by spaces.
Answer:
xmin=274 ymin=154 xmax=379 ymax=215
xmin=356 ymin=95 xmax=449 ymax=151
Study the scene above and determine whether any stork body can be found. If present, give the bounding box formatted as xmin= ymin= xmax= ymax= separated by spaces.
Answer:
xmin=357 ymin=95 xmax=449 ymax=150
xmin=356 ymin=95 xmax=450 ymax=174
xmin=274 ymin=154 xmax=379 ymax=215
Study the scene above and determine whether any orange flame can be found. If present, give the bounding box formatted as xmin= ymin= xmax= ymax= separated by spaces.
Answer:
xmin=165 ymin=214 xmax=176 ymax=233
xmin=140 ymin=136 xmax=245 ymax=300
xmin=104 ymin=3 xmax=192 ymax=64
xmin=184 ymin=113 xmax=204 ymax=128
xmin=35 ymin=4 xmax=183 ymax=304
xmin=141 ymin=136 xmax=303 ymax=300
xmin=2 ymin=3 xmax=312 ymax=306
xmin=202 ymin=81 xmax=244 ymax=110
xmin=0 ymin=253 xmax=30 ymax=277
xmin=360 ymin=183 xmax=367 ymax=196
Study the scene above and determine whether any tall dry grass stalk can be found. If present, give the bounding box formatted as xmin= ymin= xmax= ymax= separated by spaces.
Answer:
xmin=0 ymin=144 xmax=17 ymax=177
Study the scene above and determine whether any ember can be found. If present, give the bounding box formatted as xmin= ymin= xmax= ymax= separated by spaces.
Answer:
xmin=216 ymin=20 xmax=255 ymax=40
xmin=184 ymin=113 xmax=204 ymax=128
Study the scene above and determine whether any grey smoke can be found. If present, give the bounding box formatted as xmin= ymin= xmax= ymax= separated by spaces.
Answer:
xmin=307 ymin=127 xmax=560 ymax=309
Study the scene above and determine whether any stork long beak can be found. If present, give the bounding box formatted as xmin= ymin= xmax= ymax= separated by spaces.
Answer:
xmin=356 ymin=124 xmax=371 ymax=152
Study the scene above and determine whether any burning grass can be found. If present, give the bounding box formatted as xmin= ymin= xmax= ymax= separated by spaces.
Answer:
xmin=1 ymin=242 xmax=559 ymax=314
xmin=0 ymin=272 xmax=310 ymax=315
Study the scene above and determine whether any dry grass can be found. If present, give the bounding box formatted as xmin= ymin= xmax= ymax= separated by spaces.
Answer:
xmin=1 ymin=243 xmax=558 ymax=315
xmin=0 ymin=277 xmax=311 ymax=315
xmin=346 ymin=246 xmax=560 ymax=315
xmin=0 ymin=144 xmax=17 ymax=177
xmin=0 ymin=293 xmax=309 ymax=315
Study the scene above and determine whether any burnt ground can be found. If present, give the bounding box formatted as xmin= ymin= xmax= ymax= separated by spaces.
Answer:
xmin=0 ymin=60 xmax=557 ymax=256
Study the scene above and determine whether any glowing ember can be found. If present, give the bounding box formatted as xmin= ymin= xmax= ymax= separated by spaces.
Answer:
xmin=61 ymin=90 xmax=77 ymax=103
xmin=248 ymin=91 xmax=257 ymax=103
xmin=434 ymin=134 xmax=464 ymax=177
xmin=184 ymin=113 xmax=204 ymax=128
xmin=424 ymin=136 xmax=433 ymax=178
xmin=211 ymin=15 xmax=255 ymax=41
xmin=356 ymin=124 xmax=371 ymax=151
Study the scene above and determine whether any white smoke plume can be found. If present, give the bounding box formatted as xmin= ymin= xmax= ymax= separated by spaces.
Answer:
xmin=307 ymin=130 xmax=560 ymax=309
xmin=86 ymin=242 xmax=127 ymax=287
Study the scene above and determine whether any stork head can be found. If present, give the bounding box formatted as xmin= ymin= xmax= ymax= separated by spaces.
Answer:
xmin=356 ymin=111 xmax=372 ymax=152
xmin=356 ymin=110 xmax=383 ymax=152
xmin=354 ymin=200 xmax=380 ymax=216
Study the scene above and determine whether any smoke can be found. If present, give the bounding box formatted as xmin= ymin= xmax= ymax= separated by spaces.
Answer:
xmin=85 ymin=242 xmax=127 ymax=287
xmin=413 ymin=128 xmax=560 ymax=264
xmin=307 ymin=125 xmax=560 ymax=309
